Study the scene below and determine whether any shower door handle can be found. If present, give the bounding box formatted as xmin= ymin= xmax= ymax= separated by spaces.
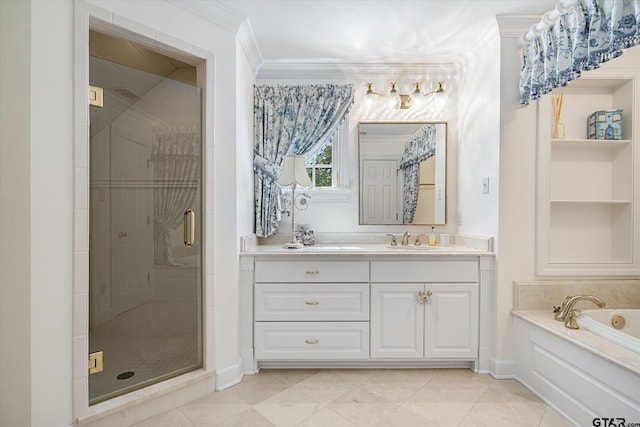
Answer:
xmin=184 ymin=209 xmax=195 ymax=247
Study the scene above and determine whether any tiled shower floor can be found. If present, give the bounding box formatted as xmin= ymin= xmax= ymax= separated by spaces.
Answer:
xmin=89 ymin=300 xmax=199 ymax=402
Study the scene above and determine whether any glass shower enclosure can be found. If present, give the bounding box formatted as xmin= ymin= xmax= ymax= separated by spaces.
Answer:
xmin=88 ymin=33 xmax=202 ymax=404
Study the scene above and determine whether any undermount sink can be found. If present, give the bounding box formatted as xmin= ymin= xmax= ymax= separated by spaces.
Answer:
xmin=387 ymin=245 xmax=439 ymax=250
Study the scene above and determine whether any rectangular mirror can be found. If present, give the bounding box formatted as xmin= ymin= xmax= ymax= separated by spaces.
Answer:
xmin=359 ymin=122 xmax=447 ymax=225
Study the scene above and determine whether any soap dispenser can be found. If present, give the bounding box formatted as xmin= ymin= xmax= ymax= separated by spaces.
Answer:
xmin=428 ymin=227 xmax=437 ymax=246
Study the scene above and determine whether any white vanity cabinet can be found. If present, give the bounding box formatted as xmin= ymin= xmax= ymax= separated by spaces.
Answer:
xmin=239 ymin=251 xmax=493 ymax=373
xmin=370 ymin=260 xmax=479 ymax=359
xmin=253 ymin=260 xmax=370 ymax=360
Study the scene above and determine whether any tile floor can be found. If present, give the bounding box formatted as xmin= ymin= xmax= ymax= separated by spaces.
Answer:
xmin=133 ymin=368 xmax=573 ymax=426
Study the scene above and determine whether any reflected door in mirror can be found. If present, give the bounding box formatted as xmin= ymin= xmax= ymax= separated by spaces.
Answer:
xmin=359 ymin=122 xmax=447 ymax=225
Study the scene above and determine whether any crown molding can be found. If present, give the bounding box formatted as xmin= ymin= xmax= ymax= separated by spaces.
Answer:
xmin=257 ymin=62 xmax=459 ymax=81
xmin=496 ymin=15 xmax=541 ymax=38
xmin=167 ymin=0 xmax=245 ymax=33
xmin=167 ymin=0 xmax=263 ymax=75
xmin=237 ymin=20 xmax=264 ymax=76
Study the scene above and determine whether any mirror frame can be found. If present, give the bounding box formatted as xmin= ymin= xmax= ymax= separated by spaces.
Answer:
xmin=358 ymin=121 xmax=448 ymax=226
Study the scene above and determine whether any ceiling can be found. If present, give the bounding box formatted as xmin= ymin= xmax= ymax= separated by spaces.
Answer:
xmin=218 ymin=0 xmax=556 ymax=65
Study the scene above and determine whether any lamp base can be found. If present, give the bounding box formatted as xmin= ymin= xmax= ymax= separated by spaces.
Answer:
xmin=283 ymin=241 xmax=304 ymax=249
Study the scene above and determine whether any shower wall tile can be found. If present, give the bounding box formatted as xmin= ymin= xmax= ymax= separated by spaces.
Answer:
xmin=205 ymin=274 xmax=215 ymax=308
xmin=74 ymin=125 xmax=89 ymax=169
xmin=73 ymin=292 xmax=88 ymax=337
xmin=205 ymin=330 xmax=216 ymax=371
xmin=513 ymin=280 xmax=640 ymax=310
xmin=74 ymin=251 xmax=89 ymax=294
xmin=73 ymin=335 xmax=87 ymax=380
xmin=206 ymin=303 xmax=215 ymax=338
xmin=75 ymin=167 xmax=89 ymax=210
xmin=74 ymin=209 xmax=89 ymax=252
xmin=73 ymin=377 xmax=89 ymax=421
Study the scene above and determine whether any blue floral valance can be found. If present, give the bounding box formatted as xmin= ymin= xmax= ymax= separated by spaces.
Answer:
xmin=253 ymin=84 xmax=354 ymax=237
xmin=520 ymin=0 xmax=640 ymax=104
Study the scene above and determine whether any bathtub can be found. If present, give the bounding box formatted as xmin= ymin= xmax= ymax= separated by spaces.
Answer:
xmin=512 ymin=310 xmax=640 ymax=425
xmin=577 ymin=309 xmax=640 ymax=354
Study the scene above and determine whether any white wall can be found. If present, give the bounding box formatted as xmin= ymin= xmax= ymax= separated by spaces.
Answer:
xmin=1 ymin=0 xmax=255 ymax=424
xmin=1 ymin=1 xmax=34 ymax=425
xmin=456 ymin=22 xmax=501 ymax=242
xmin=0 ymin=1 xmax=74 ymax=426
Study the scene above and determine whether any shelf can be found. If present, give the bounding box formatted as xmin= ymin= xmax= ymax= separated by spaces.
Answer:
xmin=551 ymin=139 xmax=631 ymax=147
xmin=550 ymin=199 xmax=631 ymax=204
xmin=537 ymin=71 xmax=638 ymax=275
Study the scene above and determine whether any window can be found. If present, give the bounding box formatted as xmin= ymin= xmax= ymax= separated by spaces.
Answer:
xmin=306 ymin=141 xmax=334 ymax=188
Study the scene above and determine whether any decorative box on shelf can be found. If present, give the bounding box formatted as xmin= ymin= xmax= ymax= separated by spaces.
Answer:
xmin=588 ymin=110 xmax=623 ymax=140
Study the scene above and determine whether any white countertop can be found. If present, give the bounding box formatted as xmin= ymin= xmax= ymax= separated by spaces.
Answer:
xmin=240 ymin=243 xmax=493 ymax=256
xmin=512 ymin=310 xmax=640 ymax=377
xmin=240 ymin=233 xmax=495 ymax=257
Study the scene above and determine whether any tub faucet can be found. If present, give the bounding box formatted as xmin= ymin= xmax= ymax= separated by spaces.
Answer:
xmin=554 ymin=295 xmax=605 ymax=329
xmin=401 ymin=231 xmax=411 ymax=246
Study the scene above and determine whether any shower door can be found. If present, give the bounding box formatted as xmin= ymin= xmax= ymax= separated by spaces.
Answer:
xmin=88 ymin=52 xmax=202 ymax=404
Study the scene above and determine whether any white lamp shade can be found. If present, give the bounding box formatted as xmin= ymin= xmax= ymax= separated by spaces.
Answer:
xmin=277 ymin=155 xmax=312 ymax=187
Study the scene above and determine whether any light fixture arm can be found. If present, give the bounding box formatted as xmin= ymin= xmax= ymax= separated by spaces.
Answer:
xmin=423 ymin=81 xmax=445 ymax=97
xmin=364 ymin=80 xmax=446 ymax=109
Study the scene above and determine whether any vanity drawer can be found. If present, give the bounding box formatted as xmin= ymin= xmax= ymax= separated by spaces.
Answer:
xmin=371 ymin=260 xmax=478 ymax=283
xmin=255 ymin=284 xmax=369 ymax=321
xmin=255 ymin=260 xmax=369 ymax=283
xmin=254 ymin=322 xmax=369 ymax=360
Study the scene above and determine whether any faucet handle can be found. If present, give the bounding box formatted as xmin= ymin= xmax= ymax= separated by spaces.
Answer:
xmin=414 ymin=234 xmax=427 ymax=245
xmin=386 ymin=233 xmax=397 ymax=246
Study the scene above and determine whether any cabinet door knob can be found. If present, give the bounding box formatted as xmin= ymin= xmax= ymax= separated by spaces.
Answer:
xmin=305 ymin=270 xmax=320 ymax=275
xmin=417 ymin=291 xmax=427 ymax=304
xmin=305 ymin=339 xmax=319 ymax=345
xmin=305 ymin=301 xmax=319 ymax=305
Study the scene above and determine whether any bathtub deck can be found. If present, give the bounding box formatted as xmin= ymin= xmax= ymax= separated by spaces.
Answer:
xmin=512 ymin=310 xmax=640 ymax=424
xmin=512 ymin=310 xmax=640 ymax=376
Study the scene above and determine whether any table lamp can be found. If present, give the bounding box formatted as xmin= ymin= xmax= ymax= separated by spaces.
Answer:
xmin=277 ymin=155 xmax=312 ymax=249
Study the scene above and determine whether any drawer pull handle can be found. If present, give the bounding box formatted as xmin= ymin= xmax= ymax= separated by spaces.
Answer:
xmin=305 ymin=270 xmax=320 ymax=275
xmin=305 ymin=339 xmax=319 ymax=345
xmin=305 ymin=301 xmax=320 ymax=305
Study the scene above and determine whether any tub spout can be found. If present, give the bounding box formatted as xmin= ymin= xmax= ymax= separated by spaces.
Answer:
xmin=554 ymin=295 xmax=606 ymax=329
xmin=554 ymin=295 xmax=605 ymax=321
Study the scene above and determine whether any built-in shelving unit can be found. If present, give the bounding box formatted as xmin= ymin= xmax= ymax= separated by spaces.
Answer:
xmin=536 ymin=73 xmax=638 ymax=275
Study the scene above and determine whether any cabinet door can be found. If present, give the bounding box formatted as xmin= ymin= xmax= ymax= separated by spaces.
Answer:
xmin=370 ymin=284 xmax=424 ymax=358
xmin=424 ymin=283 xmax=478 ymax=358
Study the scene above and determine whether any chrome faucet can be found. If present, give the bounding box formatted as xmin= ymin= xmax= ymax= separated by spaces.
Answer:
xmin=386 ymin=233 xmax=397 ymax=246
xmin=414 ymin=234 xmax=427 ymax=245
xmin=553 ymin=295 xmax=605 ymax=329
xmin=401 ymin=231 xmax=411 ymax=246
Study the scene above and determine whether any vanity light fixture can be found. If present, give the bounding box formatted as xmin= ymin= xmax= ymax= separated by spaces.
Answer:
xmin=277 ymin=155 xmax=312 ymax=249
xmin=365 ymin=81 xmax=446 ymax=109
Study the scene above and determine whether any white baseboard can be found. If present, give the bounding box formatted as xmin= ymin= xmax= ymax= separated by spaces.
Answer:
xmin=490 ymin=357 xmax=516 ymax=379
xmin=215 ymin=358 xmax=243 ymax=391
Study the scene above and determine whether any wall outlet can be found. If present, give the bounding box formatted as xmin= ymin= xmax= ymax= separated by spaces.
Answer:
xmin=482 ymin=177 xmax=490 ymax=194
xmin=456 ymin=211 xmax=463 ymax=226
